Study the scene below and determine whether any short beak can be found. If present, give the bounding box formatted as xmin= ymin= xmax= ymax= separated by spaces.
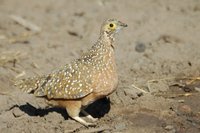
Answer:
xmin=119 ymin=21 xmax=128 ymax=27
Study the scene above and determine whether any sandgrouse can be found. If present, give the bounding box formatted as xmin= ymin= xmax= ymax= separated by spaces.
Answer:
xmin=16 ymin=19 xmax=127 ymax=126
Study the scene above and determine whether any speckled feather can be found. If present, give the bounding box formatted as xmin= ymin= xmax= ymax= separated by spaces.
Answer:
xmin=16 ymin=19 xmax=127 ymax=100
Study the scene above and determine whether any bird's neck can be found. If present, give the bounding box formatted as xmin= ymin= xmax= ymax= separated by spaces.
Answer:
xmin=95 ymin=32 xmax=115 ymax=51
xmin=84 ymin=32 xmax=116 ymax=69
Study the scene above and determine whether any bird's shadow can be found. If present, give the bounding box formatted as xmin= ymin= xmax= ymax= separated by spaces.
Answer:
xmin=19 ymin=97 xmax=111 ymax=119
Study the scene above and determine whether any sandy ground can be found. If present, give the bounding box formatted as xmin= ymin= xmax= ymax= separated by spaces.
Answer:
xmin=0 ymin=0 xmax=200 ymax=132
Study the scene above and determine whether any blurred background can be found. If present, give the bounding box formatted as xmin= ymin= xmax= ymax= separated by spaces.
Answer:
xmin=0 ymin=0 xmax=200 ymax=132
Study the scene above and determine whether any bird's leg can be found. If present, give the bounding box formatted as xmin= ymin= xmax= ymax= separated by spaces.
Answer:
xmin=64 ymin=100 xmax=96 ymax=127
xmin=81 ymin=110 xmax=98 ymax=122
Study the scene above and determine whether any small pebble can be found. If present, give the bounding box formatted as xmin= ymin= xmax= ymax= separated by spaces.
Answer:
xmin=164 ymin=125 xmax=174 ymax=131
xmin=124 ymin=88 xmax=138 ymax=99
xmin=194 ymin=87 xmax=200 ymax=92
xmin=135 ymin=42 xmax=146 ymax=53
xmin=12 ymin=107 xmax=25 ymax=117
xmin=178 ymin=99 xmax=185 ymax=103
xmin=114 ymin=122 xmax=126 ymax=131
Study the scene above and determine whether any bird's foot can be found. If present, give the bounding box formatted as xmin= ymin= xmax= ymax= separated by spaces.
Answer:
xmin=81 ymin=110 xmax=98 ymax=122
xmin=72 ymin=116 xmax=96 ymax=127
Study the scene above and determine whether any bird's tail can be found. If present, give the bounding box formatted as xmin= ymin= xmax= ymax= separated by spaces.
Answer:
xmin=15 ymin=75 xmax=48 ymax=95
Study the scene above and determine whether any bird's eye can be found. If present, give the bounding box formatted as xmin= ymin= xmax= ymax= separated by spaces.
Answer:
xmin=109 ymin=23 xmax=114 ymax=27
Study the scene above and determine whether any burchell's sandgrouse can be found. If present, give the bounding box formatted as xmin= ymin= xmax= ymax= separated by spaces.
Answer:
xmin=16 ymin=19 xmax=127 ymax=126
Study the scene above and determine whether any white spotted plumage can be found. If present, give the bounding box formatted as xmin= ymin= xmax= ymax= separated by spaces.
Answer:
xmin=16 ymin=19 xmax=127 ymax=102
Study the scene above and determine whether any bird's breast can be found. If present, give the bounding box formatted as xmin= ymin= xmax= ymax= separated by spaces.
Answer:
xmin=92 ymin=54 xmax=118 ymax=96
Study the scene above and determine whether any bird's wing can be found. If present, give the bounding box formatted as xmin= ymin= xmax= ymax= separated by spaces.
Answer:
xmin=39 ymin=59 xmax=94 ymax=99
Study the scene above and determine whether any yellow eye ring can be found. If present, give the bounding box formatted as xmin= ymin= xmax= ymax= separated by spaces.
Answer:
xmin=108 ymin=23 xmax=116 ymax=30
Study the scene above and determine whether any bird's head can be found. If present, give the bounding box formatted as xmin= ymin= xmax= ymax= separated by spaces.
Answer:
xmin=100 ymin=19 xmax=127 ymax=36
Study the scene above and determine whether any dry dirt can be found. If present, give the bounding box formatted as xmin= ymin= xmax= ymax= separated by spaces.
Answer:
xmin=1 ymin=0 xmax=200 ymax=133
